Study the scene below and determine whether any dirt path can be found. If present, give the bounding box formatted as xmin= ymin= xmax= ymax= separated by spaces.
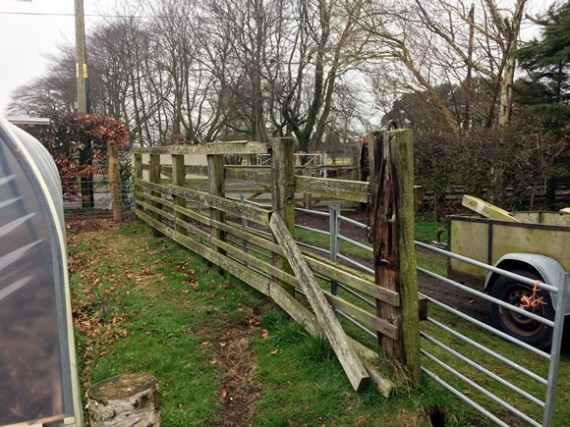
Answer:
xmin=215 ymin=325 xmax=261 ymax=427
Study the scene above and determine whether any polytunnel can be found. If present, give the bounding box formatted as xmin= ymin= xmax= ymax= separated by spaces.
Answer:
xmin=0 ymin=118 xmax=82 ymax=427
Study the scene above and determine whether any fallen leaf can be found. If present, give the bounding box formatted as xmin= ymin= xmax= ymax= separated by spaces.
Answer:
xmin=201 ymin=341 xmax=211 ymax=347
xmin=261 ymin=329 xmax=269 ymax=339
xmin=219 ymin=342 xmax=227 ymax=348
xmin=221 ymin=387 xmax=228 ymax=398
xmin=271 ymin=349 xmax=279 ymax=355
xmin=209 ymin=359 xmax=218 ymax=365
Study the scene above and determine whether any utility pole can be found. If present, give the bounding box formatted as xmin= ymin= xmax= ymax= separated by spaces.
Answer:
xmin=74 ymin=0 xmax=89 ymax=113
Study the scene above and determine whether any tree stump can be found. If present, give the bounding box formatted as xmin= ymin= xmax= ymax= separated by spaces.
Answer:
xmin=87 ymin=372 xmax=160 ymax=427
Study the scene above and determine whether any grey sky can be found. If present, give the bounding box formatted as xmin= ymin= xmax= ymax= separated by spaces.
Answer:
xmin=0 ymin=0 xmax=114 ymax=115
xmin=0 ymin=0 xmax=558 ymax=117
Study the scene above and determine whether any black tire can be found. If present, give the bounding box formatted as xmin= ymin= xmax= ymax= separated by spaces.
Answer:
xmin=489 ymin=269 xmax=554 ymax=349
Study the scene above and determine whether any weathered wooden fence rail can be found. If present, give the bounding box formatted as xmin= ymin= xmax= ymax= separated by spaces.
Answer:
xmin=133 ymin=132 xmax=419 ymax=393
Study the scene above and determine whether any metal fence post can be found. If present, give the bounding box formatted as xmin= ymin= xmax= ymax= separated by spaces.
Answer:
xmin=329 ymin=203 xmax=340 ymax=295
xmin=543 ymin=273 xmax=570 ymax=427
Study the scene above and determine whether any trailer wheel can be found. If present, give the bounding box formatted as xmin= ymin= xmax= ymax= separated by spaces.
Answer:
xmin=490 ymin=269 xmax=554 ymax=349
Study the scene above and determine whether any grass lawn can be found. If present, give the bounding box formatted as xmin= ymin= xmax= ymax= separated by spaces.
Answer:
xmin=68 ymin=219 xmax=478 ymax=426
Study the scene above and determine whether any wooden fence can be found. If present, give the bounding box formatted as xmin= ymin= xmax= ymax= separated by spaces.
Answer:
xmin=133 ymin=131 xmax=420 ymax=394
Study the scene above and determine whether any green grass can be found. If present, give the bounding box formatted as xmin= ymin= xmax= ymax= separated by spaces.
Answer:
xmin=253 ymin=308 xmax=476 ymax=426
xmin=415 ymin=216 xmax=447 ymax=243
xmin=69 ymin=220 xmax=484 ymax=426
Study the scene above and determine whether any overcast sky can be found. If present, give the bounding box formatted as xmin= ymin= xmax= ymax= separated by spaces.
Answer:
xmin=0 ymin=0 xmax=118 ymax=115
xmin=0 ymin=0 xmax=559 ymax=117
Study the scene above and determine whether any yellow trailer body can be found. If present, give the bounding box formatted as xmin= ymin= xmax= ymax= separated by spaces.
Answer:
xmin=449 ymin=212 xmax=570 ymax=284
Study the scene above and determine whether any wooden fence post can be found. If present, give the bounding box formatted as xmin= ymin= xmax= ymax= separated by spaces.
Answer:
xmin=149 ymin=153 xmax=163 ymax=237
xmin=172 ymin=154 xmax=187 ymax=236
xmin=271 ymin=137 xmax=296 ymax=295
xmin=134 ymin=152 xmax=142 ymax=208
xmin=369 ymin=129 xmax=421 ymax=384
xmin=207 ymin=153 xmax=226 ymax=254
xmin=107 ymin=140 xmax=122 ymax=222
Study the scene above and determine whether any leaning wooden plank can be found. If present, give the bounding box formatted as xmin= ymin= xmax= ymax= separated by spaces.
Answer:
xmin=295 ymin=175 xmax=370 ymax=203
xmin=346 ymin=337 xmax=394 ymax=398
xmin=270 ymin=213 xmax=369 ymax=391
xmin=269 ymin=284 xmax=394 ymax=398
xmin=323 ymin=291 xmax=399 ymax=340
xmin=462 ymin=195 xmax=520 ymax=222
xmin=133 ymin=140 xmax=268 ymax=155
xmin=211 ymin=236 xmax=299 ymax=289
xmin=269 ymin=284 xmax=322 ymax=338
xmin=305 ymin=256 xmax=400 ymax=306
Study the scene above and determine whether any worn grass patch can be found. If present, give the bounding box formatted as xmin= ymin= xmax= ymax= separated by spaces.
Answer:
xmin=68 ymin=219 xmax=486 ymax=426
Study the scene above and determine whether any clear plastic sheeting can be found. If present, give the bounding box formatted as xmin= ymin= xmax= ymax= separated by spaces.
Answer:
xmin=0 ymin=119 xmax=80 ymax=427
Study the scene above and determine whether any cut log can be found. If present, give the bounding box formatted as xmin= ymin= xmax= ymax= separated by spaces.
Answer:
xmin=462 ymin=195 xmax=520 ymax=222
xmin=87 ymin=372 xmax=160 ymax=427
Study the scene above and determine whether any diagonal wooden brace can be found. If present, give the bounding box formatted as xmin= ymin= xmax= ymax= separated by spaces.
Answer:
xmin=269 ymin=213 xmax=369 ymax=391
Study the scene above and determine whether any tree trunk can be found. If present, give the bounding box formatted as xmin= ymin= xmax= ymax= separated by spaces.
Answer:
xmin=87 ymin=372 xmax=160 ymax=427
xmin=107 ymin=140 xmax=122 ymax=222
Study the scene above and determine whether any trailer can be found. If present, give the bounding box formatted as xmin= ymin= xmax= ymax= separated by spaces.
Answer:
xmin=448 ymin=211 xmax=570 ymax=348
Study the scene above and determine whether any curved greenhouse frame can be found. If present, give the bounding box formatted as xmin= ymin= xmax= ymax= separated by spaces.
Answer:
xmin=0 ymin=118 xmax=82 ymax=427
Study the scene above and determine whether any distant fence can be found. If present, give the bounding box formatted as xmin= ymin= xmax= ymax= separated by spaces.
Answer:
xmin=62 ymin=180 xmax=134 ymax=212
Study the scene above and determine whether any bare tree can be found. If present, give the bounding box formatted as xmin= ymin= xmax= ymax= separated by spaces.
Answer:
xmin=279 ymin=0 xmax=369 ymax=151
xmin=7 ymin=48 xmax=77 ymax=117
xmin=359 ymin=0 xmax=528 ymax=131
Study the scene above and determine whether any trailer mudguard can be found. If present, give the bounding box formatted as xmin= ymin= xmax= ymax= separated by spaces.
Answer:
xmin=484 ymin=253 xmax=568 ymax=313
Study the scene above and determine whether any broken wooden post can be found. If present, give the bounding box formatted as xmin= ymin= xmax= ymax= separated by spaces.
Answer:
xmin=368 ymin=129 xmax=421 ymax=384
xmin=271 ymin=137 xmax=296 ymax=295
xmin=87 ymin=372 xmax=160 ymax=427
xmin=270 ymin=213 xmax=369 ymax=391
xmin=107 ymin=140 xmax=122 ymax=222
